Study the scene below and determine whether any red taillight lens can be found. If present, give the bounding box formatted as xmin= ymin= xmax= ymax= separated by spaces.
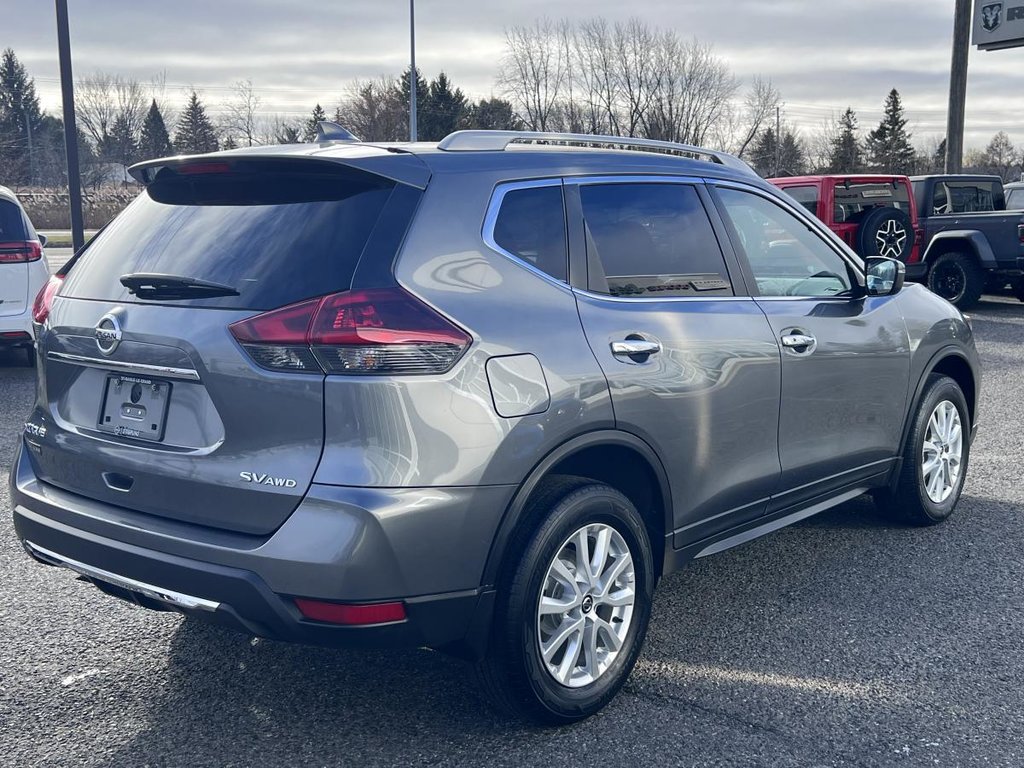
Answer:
xmin=32 ymin=275 xmax=63 ymax=324
xmin=177 ymin=161 xmax=232 ymax=175
xmin=0 ymin=240 xmax=42 ymax=263
xmin=229 ymin=287 xmax=471 ymax=375
xmin=294 ymin=598 xmax=406 ymax=626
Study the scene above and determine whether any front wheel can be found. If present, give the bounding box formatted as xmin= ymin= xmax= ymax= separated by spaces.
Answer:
xmin=477 ymin=477 xmax=655 ymax=724
xmin=874 ymin=374 xmax=970 ymax=525
xmin=927 ymin=252 xmax=984 ymax=309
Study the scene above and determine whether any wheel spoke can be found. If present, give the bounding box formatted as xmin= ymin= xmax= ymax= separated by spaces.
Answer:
xmin=597 ymin=553 xmax=632 ymax=598
xmin=600 ymin=586 xmax=635 ymax=608
xmin=582 ymin=622 xmax=599 ymax=680
xmin=550 ymin=558 xmax=580 ymax=595
xmin=555 ymin=628 xmax=584 ymax=684
xmin=575 ymin=528 xmax=592 ymax=583
xmin=542 ymin=616 xmax=584 ymax=663
xmin=591 ymin=526 xmax=612 ymax=582
xmin=594 ymin=616 xmax=623 ymax=652
xmin=540 ymin=594 xmax=578 ymax=616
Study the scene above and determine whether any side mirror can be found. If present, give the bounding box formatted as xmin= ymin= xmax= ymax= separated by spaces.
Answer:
xmin=864 ymin=256 xmax=905 ymax=297
xmin=38 ymin=233 xmax=48 ymax=248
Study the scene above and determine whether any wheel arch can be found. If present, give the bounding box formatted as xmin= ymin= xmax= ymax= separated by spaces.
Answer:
xmin=923 ymin=230 xmax=995 ymax=268
xmin=896 ymin=347 xmax=978 ymax=468
xmin=480 ymin=430 xmax=674 ymax=588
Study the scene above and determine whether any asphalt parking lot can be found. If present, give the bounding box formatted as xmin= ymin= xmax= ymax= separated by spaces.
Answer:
xmin=2 ymin=295 xmax=1023 ymax=767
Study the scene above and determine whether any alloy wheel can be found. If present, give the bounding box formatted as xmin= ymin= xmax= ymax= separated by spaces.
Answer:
xmin=922 ymin=400 xmax=963 ymax=504
xmin=536 ymin=523 xmax=636 ymax=688
xmin=875 ymin=219 xmax=908 ymax=259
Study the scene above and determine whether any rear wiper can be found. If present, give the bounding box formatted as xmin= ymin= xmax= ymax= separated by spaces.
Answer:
xmin=120 ymin=273 xmax=239 ymax=300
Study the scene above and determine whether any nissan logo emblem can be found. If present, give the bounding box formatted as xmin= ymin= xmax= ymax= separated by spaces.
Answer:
xmin=95 ymin=314 xmax=123 ymax=356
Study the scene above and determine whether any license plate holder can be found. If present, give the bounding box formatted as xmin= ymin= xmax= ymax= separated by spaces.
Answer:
xmin=97 ymin=374 xmax=172 ymax=442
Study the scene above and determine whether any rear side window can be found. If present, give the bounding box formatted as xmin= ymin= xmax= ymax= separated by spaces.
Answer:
xmin=931 ymin=180 xmax=999 ymax=214
xmin=0 ymin=200 xmax=27 ymax=240
xmin=782 ymin=185 xmax=819 ymax=216
xmin=833 ymin=182 xmax=911 ymax=224
xmin=61 ymin=164 xmax=396 ymax=310
xmin=579 ymin=183 xmax=732 ymax=297
xmin=491 ymin=184 xmax=567 ymax=282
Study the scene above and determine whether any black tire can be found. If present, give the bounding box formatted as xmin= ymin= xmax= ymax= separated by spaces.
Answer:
xmin=1013 ymin=277 xmax=1024 ymax=303
xmin=25 ymin=346 xmax=36 ymax=367
xmin=927 ymin=252 xmax=984 ymax=309
xmin=477 ymin=476 xmax=655 ymax=724
xmin=874 ymin=374 xmax=970 ymax=526
xmin=856 ymin=206 xmax=915 ymax=261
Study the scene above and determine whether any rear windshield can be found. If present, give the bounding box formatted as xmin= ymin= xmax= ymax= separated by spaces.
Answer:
xmin=833 ymin=182 xmax=911 ymax=225
xmin=61 ymin=164 xmax=396 ymax=310
xmin=0 ymin=199 xmax=28 ymax=241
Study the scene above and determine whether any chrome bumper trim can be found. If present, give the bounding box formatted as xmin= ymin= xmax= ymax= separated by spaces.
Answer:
xmin=24 ymin=540 xmax=221 ymax=612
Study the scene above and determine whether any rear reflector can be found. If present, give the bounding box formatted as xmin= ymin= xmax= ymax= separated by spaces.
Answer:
xmin=294 ymin=598 xmax=406 ymax=626
xmin=0 ymin=240 xmax=42 ymax=263
xmin=0 ymin=331 xmax=31 ymax=341
xmin=229 ymin=287 xmax=470 ymax=375
xmin=32 ymin=275 xmax=63 ymax=324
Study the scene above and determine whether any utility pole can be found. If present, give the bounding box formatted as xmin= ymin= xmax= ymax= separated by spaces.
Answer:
xmin=945 ymin=0 xmax=972 ymax=173
xmin=23 ymin=109 xmax=34 ymax=187
xmin=774 ymin=106 xmax=781 ymax=176
xmin=409 ymin=0 xmax=417 ymax=142
xmin=55 ymin=0 xmax=85 ymax=252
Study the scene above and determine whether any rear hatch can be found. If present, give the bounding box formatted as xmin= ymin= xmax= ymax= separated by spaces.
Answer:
xmin=30 ymin=157 xmax=412 ymax=535
xmin=0 ymin=197 xmax=32 ymax=317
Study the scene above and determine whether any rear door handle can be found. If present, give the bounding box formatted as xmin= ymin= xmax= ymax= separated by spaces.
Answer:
xmin=780 ymin=331 xmax=816 ymax=353
xmin=611 ymin=339 xmax=661 ymax=359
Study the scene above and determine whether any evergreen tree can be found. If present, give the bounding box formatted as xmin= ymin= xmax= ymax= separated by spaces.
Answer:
xmin=102 ymin=112 xmax=137 ymax=180
xmin=934 ymin=138 xmax=947 ymax=172
xmin=0 ymin=47 xmax=45 ymax=184
xmin=398 ymin=66 xmax=429 ymax=140
xmin=828 ymin=108 xmax=862 ymax=173
xmin=865 ymin=89 xmax=916 ymax=174
xmin=138 ymin=99 xmax=174 ymax=160
xmin=420 ymin=72 xmax=467 ymax=140
xmin=779 ymin=132 xmax=807 ymax=176
xmin=750 ymin=127 xmax=778 ymax=177
xmin=174 ymin=91 xmax=218 ymax=155
xmin=466 ymin=97 xmax=520 ymax=131
xmin=222 ymin=134 xmax=238 ymax=150
xmin=302 ymin=103 xmax=328 ymax=142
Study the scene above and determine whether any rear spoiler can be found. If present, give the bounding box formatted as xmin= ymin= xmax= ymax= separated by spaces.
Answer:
xmin=128 ymin=149 xmax=431 ymax=190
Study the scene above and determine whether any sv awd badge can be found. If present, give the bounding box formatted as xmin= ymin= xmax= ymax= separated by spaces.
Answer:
xmin=240 ymin=471 xmax=298 ymax=488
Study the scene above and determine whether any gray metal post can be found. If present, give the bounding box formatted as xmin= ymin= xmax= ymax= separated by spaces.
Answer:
xmin=409 ymin=0 xmax=417 ymax=142
xmin=55 ymin=0 xmax=85 ymax=252
xmin=23 ymin=108 xmax=34 ymax=186
xmin=945 ymin=0 xmax=972 ymax=173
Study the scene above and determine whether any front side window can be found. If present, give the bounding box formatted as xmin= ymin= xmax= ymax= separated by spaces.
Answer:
xmin=716 ymin=187 xmax=854 ymax=298
xmin=491 ymin=184 xmax=568 ymax=282
xmin=578 ymin=183 xmax=732 ymax=298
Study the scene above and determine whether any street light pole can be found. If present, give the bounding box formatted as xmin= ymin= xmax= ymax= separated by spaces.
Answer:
xmin=409 ymin=0 xmax=417 ymax=142
xmin=55 ymin=0 xmax=85 ymax=252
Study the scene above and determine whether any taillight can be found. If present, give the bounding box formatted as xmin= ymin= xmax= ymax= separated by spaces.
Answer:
xmin=0 ymin=240 xmax=42 ymax=263
xmin=229 ymin=287 xmax=471 ymax=375
xmin=32 ymin=275 xmax=63 ymax=324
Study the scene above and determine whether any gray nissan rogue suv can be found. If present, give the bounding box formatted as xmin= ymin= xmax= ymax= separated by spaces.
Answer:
xmin=11 ymin=128 xmax=980 ymax=724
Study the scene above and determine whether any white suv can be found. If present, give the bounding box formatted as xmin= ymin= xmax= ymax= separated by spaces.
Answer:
xmin=0 ymin=185 xmax=48 ymax=365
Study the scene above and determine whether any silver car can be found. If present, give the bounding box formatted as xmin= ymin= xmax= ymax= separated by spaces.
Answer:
xmin=10 ymin=129 xmax=980 ymax=723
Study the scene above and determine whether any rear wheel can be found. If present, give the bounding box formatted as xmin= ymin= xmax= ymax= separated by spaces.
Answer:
xmin=927 ymin=252 xmax=984 ymax=309
xmin=477 ymin=476 xmax=655 ymax=724
xmin=874 ymin=374 xmax=970 ymax=525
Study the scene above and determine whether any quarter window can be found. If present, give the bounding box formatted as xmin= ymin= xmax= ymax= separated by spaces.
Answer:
xmin=782 ymin=185 xmax=819 ymax=216
xmin=716 ymin=187 xmax=853 ymax=298
xmin=578 ymin=183 xmax=732 ymax=297
xmin=492 ymin=185 xmax=568 ymax=282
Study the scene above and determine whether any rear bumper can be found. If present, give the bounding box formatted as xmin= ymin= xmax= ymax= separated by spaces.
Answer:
xmin=10 ymin=440 xmax=509 ymax=655
xmin=0 ymin=308 xmax=34 ymax=346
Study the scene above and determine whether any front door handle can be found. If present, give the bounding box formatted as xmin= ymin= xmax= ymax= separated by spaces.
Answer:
xmin=780 ymin=331 xmax=817 ymax=354
xmin=611 ymin=339 xmax=661 ymax=361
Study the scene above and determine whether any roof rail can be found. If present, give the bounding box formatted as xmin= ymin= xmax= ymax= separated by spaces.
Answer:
xmin=436 ymin=130 xmax=752 ymax=173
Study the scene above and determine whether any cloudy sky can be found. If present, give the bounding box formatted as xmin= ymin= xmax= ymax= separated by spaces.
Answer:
xmin=8 ymin=0 xmax=1024 ymax=150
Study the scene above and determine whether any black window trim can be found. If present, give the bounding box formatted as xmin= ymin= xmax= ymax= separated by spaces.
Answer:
xmin=707 ymin=179 xmax=868 ymax=302
xmin=563 ymin=174 xmax=753 ymax=303
xmin=482 ymin=177 xmax=572 ymax=293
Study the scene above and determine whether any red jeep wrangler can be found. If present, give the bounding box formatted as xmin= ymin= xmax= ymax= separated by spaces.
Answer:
xmin=768 ymin=175 xmax=922 ymax=267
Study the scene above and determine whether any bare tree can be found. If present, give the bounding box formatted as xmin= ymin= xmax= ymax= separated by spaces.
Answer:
xmin=223 ymin=79 xmax=262 ymax=147
xmin=571 ymin=18 xmax=620 ymax=135
xmin=76 ymin=72 xmax=117 ymax=148
xmin=335 ymin=77 xmax=405 ymax=141
xmin=613 ymin=19 xmax=656 ymax=137
xmin=498 ymin=19 xmax=569 ymax=131
xmin=728 ymin=76 xmax=781 ymax=159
